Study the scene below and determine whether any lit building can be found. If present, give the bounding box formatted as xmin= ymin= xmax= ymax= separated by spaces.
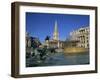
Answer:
xmin=69 ymin=27 xmax=89 ymax=48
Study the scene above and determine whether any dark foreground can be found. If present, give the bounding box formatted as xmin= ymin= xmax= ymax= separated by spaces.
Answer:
xmin=26 ymin=52 xmax=89 ymax=67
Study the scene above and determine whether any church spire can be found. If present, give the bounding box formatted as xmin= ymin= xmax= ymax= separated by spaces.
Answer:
xmin=53 ymin=21 xmax=59 ymax=40
xmin=54 ymin=21 xmax=58 ymax=33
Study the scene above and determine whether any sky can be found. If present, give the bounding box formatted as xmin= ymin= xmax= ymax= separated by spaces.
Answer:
xmin=26 ymin=12 xmax=89 ymax=42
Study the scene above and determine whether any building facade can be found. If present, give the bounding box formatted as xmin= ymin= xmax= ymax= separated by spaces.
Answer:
xmin=69 ymin=27 xmax=89 ymax=48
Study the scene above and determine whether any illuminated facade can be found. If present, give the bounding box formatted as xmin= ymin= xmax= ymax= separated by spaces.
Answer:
xmin=70 ymin=27 xmax=89 ymax=48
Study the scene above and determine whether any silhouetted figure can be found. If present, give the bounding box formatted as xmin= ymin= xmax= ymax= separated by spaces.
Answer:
xmin=45 ymin=36 xmax=50 ymax=41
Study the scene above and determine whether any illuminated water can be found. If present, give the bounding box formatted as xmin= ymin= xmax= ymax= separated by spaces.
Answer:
xmin=26 ymin=52 xmax=89 ymax=67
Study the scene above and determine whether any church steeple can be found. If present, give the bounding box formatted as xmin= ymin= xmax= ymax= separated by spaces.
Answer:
xmin=53 ymin=21 xmax=59 ymax=40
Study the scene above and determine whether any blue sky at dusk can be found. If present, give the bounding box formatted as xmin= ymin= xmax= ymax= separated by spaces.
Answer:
xmin=26 ymin=12 xmax=89 ymax=42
